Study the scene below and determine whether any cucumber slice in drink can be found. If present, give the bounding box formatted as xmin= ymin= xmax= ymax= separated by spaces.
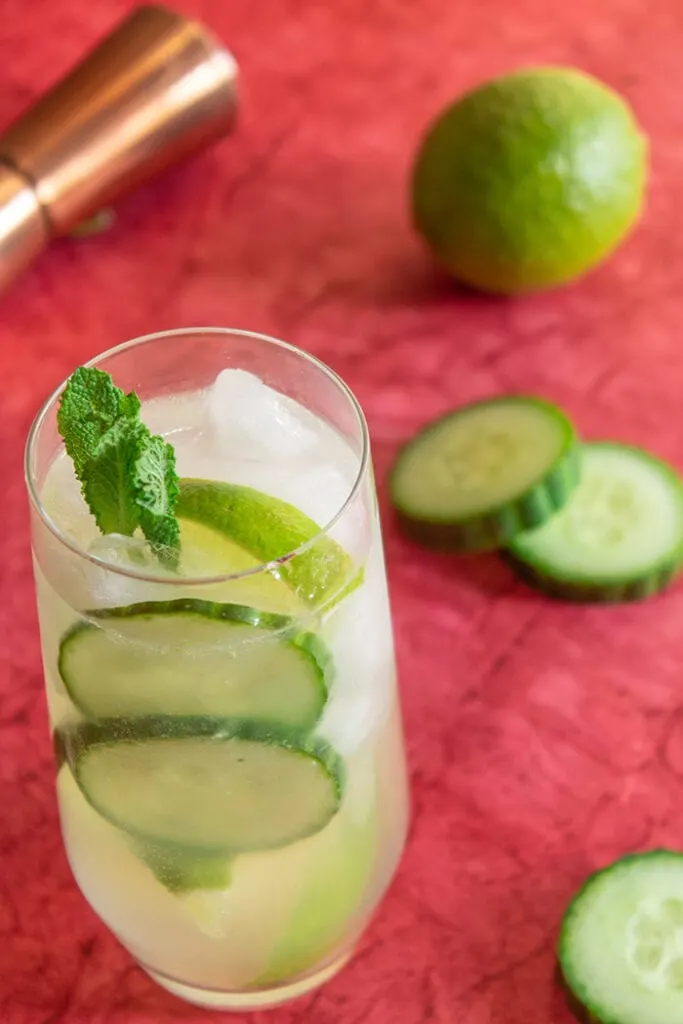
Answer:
xmin=61 ymin=716 xmax=343 ymax=855
xmin=58 ymin=600 xmax=331 ymax=729
xmin=507 ymin=442 xmax=683 ymax=602
xmin=389 ymin=395 xmax=578 ymax=551
xmin=559 ymin=851 xmax=683 ymax=1024
xmin=177 ymin=479 xmax=356 ymax=606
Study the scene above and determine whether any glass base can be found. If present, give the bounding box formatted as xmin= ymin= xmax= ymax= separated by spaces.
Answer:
xmin=141 ymin=952 xmax=352 ymax=1011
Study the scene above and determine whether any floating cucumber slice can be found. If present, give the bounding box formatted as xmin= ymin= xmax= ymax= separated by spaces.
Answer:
xmin=61 ymin=716 xmax=343 ymax=855
xmin=58 ymin=599 xmax=331 ymax=729
xmin=389 ymin=395 xmax=578 ymax=551
xmin=507 ymin=442 xmax=683 ymax=602
xmin=559 ymin=851 xmax=683 ymax=1024
xmin=177 ymin=479 xmax=356 ymax=606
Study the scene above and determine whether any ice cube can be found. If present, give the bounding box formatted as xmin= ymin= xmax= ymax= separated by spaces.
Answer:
xmin=40 ymin=451 xmax=98 ymax=546
xmin=286 ymin=428 xmax=363 ymax=533
xmin=317 ymin=535 xmax=395 ymax=754
xmin=208 ymin=369 xmax=317 ymax=459
xmin=278 ymin=460 xmax=353 ymax=526
xmin=85 ymin=534 xmax=175 ymax=608
xmin=318 ymin=683 xmax=386 ymax=758
xmin=88 ymin=533 xmax=161 ymax=571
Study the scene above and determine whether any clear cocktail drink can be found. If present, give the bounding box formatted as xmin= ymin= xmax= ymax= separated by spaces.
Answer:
xmin=26 ymin=329 xmax=408 ymax=1010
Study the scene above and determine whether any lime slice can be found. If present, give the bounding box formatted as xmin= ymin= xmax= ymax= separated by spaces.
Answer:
xmin=177 ymin=479 xmax=356 ymax=607
xmin=131 ymin=840 xmax=233 ymax=894
xmin=178 ymin=519 xmax=304 ymax=615
xmin=255 ymin=754 xmax=377 ymax=985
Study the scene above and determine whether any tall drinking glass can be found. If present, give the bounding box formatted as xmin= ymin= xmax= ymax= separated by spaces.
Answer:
xmin=25 ymin=328 xmax=409 ymax=1011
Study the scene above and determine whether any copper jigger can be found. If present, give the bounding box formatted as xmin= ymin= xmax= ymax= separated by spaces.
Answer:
xmin=0 ymin=3 xmax=238 ymax=290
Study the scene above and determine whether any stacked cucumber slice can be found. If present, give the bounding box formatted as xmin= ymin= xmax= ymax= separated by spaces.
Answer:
xmin=57 ymin=601 xmax=342 ymax=892
xmin=55 ymin=480 xmax=357 ymax=894
xmin=390 ymin=396 xmax=683 ymax=603
xmin=394 ymin=401 xmax=683 ymax=1017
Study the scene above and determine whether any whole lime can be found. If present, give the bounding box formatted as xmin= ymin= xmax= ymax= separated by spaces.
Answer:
xmin=412 ymin=67 xmax=648 ymax=294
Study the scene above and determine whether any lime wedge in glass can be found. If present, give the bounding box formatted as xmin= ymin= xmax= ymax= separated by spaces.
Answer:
xmin=177 ymin=479 xmax=357 ymax=607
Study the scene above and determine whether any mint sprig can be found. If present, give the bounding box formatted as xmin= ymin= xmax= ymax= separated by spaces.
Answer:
xmin=132 ymin=432 xmax=180 ymax=555
xmin=57 ymin=366 xmax=180 ymax=566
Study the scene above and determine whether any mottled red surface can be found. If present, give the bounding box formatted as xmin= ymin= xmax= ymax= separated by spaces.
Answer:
xmin=3 ymin=0 xmax=683 ymax=1021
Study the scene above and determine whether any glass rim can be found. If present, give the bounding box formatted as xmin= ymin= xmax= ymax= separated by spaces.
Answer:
xmin=24 ymin=327 xmax=370 ymax=586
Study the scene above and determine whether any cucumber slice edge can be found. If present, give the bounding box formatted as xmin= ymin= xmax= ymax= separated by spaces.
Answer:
xmin=86 ymin=597 xmax=294 ymax=631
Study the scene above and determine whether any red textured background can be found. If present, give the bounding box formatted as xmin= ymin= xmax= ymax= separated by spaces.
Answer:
xmin=4 ymin=1 xmax=683 ymax=1021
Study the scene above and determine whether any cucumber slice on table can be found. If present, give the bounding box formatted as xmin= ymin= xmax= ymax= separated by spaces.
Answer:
xmin=177 ymin=480 xmax=356 ymax=607
xmin=559 ymin=851 xmax=683 ymax=1024
xmin=507 ymin=442 xmax=683 ymax=602
xmin=389 ymin=395 xmax=578 ymax=551
xmin=59 ymin=599 xmax=331 ymax=729
xmin=60 ymin=715 xmax=343 ymax=855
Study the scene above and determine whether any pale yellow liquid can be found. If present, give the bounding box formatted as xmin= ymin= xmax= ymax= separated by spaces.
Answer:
xmin=34 ymin=381 xmax=409 ymax=1009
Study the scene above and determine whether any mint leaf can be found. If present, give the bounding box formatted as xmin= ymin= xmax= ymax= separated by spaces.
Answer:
xmin=57 ymin=366 xmax=181 ymax=565
xmin=83 ymin=419 xmax=148 ymax=536
xmin=57 ymin=367 xmax=140 ymax=482
xmin=133 ymin=433 xmax=180 ymax=567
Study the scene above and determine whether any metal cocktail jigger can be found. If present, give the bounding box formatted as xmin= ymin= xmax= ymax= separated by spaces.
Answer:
xmin=0 ymin=4 xmax=238 ymax=289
